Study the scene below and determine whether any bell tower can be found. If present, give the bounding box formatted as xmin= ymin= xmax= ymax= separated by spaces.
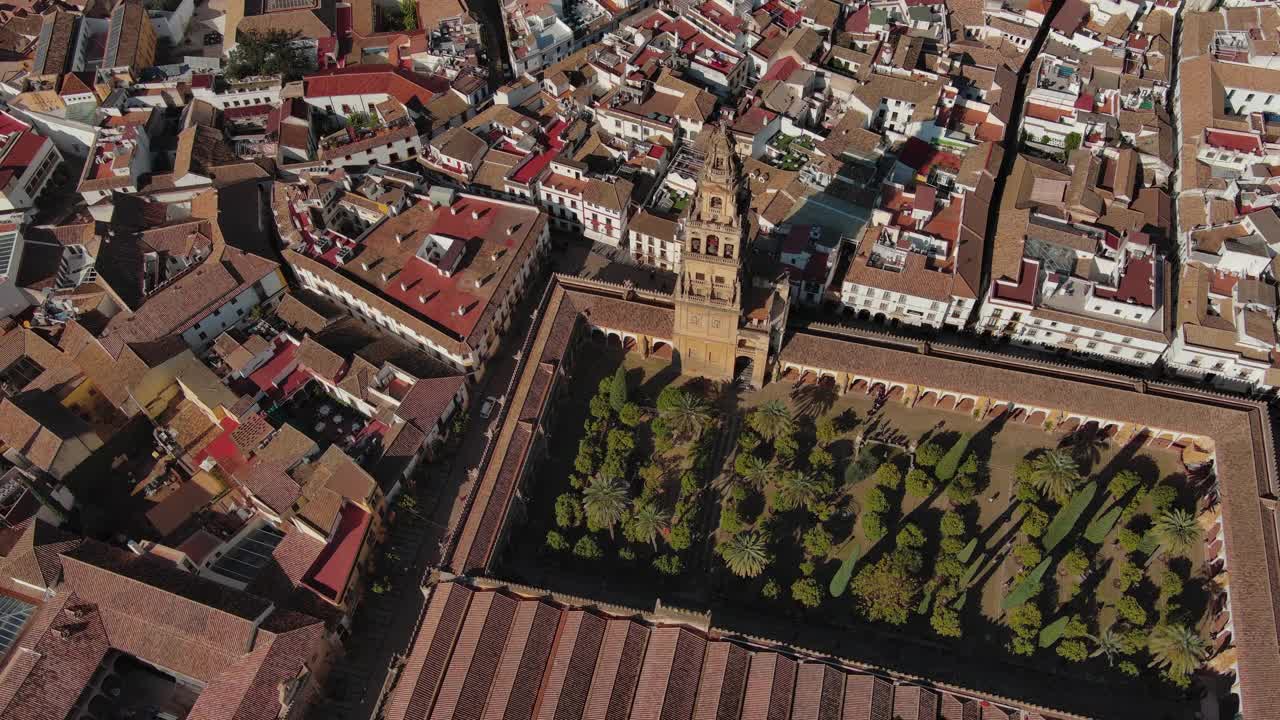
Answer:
xmin=673 ymin=127 xmax=744 ymax=381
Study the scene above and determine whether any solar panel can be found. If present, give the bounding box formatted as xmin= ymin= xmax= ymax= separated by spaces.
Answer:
xmin=0 ymin=595 xmax=34 ymax=654
xmin=0 ymin=231 xmax=18 ymax=278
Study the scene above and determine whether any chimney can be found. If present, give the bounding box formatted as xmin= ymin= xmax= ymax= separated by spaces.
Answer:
xmin=471 ymin=209 xmax=480 ymax=220
xmin=395 ymin=233 xmax=404 ymax=244
xmin=418 ymin=294 xmax=427 ymax=303
xmin=505 ymin=226 xmax=514 ymax=236
xmin=456 ymin=304 xmax=467 ymax=316
xmin=450 ymin=204 xmax=460 ymax=215
xmin=400 ymin=281 xmax=409 ymax=291
xmin=360 ymin=261 xmax=370 ymax=270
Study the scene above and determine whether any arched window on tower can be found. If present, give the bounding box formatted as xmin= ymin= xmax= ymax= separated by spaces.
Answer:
xmin=706 ymin=235 xmax=720 ymax=255
xmin=709 ymin=196 xmax=724 ymax=216
xmin=691 ymin=237 xmax=701 ymax=253
xmin=724 ymin=244 xmax=734 ymax=259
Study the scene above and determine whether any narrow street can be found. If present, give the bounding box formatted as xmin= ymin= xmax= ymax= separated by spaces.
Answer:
xmin=966 ymin=0 xmax=1065 ymax=327
xmin=315 ymin=240 xmax=585 ymax=720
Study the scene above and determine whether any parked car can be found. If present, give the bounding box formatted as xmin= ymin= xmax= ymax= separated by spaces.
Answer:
xmin=479 ymin=397 xmax=497 ymax=419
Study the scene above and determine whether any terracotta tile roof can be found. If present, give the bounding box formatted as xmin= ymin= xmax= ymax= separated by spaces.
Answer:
xmin=0 ymin=518 xmax=79 ymax=594
xmin=396 ymin=375 xmax=465 ymax=432
xmin=386 ymin=580 xmax=1068 ymax=720
xmin=0 ymin=539 xmax=328 ymax=720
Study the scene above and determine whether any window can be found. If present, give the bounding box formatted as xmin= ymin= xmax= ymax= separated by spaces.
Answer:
xmin=724 ymin=244 xmax=734 ymax=259
xmin=695 ymin=272 xmax=706 ymax=281
xmin=691 ymin=238 xmax=700 ymax=253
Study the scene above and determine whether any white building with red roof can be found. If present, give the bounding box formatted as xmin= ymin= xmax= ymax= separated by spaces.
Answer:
xmin=302 ymin=64 xmax=451 ymax=118
xmin=283 ymin=186 xmax=550 ymax=376
xmin=0 ymin=111 xmax=61 ymax=213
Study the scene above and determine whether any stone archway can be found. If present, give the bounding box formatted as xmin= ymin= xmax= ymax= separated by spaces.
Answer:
xmin=734 ymin=355 xmax=754 ymax=383
xmin=651 ymin=341 xmax=672 ymax=360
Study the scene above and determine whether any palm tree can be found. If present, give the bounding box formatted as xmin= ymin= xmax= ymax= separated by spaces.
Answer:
xmin=738 ymin=454 xmax=773 ymax=491
xmin=661 ymin=391 xmax=712 ymax=439
xmin=749 ymin=400 xmax=794 ymax=441
xmin=1154 ymin=508 xmax=1200 ymax=556
xmin=1148 ymin=623 xmax=1208 ymax=677
xmin=1088 ymin=626 xmax=1124 ymax=666
xmin=583 ymin=477 xmax=628 ymax=538
xmin=628 ymin=498 xmax=670 ymax=550
xmin=719 ymin=532 xmax=770 ymax=578
xmin=1030 ymin=449 xmax=1081 ymax=504
xmin=774 ymin=470 xmax=821 ymax=512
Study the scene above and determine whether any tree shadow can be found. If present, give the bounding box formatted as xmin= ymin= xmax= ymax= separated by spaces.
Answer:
xmin=791 ymin=380 xmax=839 ymax=419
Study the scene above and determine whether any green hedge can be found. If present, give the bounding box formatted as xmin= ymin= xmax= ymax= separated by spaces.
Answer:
xmin=829 ymin=544 xmax=860 ymax=597
xmin=1084 ymin=505 xmax=1123 ymax=544
xmin=1137 ymin=530 xmax=1161 ymax=555
xmin=957 ymin=537 xmax=978 ymax=563
xmin=935 ymin=433 xmax=971 ymax=481
xmin=1039 ymin=615 xmax=1070 ymax=648
xmin=1002 ymin=557 xmax=1052 ymax=610
xmin=960 ymin=557 xmax=983 ymax=588
xmin=1042 ymin=484 xmax=1097 ymax=552
xmin=917 ymin=587 xmax=933 ymax=615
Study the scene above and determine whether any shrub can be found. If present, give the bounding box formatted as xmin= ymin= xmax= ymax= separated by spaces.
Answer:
xmin=1084 ymin=505 xmax=1123 ymax=544
xmin=679 ymin=471 xmax=699 ymax=497
xmin=1149 ymin=484 xmax=1178 ymax=514
xmin=935 ymin=434 xmax=972 ymax=481
xmin=791 ymin=577 xmax=823 ymax=608
xmin=719 ymin=505 xmax=744 ymax=535
xmin=573 ymin=535 xmax=602 ymax=560
xmin=872 ymin=463 xmax=902 ymax=489
xmin=851 ymin=551 xmax=922 ymax=625
xmin=896 ymin=523 xmax=926 ymax=549
xmin=1021 ymin=506 xmax=1050 ymax=538
xmin=1014 ymin=479 xmax=1040 ymax=503
xmin=1010 ymin=636 xmax=1036 ymax=656
xmin=864 ymin=513 xmax=887 ymax=542
xmin=1116 ymin=560 xmax=1144 ymax=592
xmin=1008 ymin=603 xmax=1043 ymax=636
xmin=905 ymin=469 xmax=935 ymax=498
xmin=1042 ymin=484 xmax=1097 ymax=552
xmin=1118 ymin=660 xmax=1140 ymax=677
xmin=668 ymin=523 xmax=692 ymax=551
xmin=915 ymin=442 xmax=944 ymax=468
xmin=1159 ymin=570 xmax=1185 ymax=599
xmin=1107 ymin=469 xmax=1141 ymax=501
xmin=653 ymin=554 xmax=683 ymax=575
xmin=761 ymin=578 xmax=781 ymax=599
xmin=1065 ymin=615 xmax=1089 ymax=639
xmin=937 ymin=556 xmax=966 ymax=578
xmin=1015 ymin=458 xmax=1037 ymax=484
xmin=829 ymin=545 xmax=859 ymax=597
xmin=940 ymin=537 xmax=965 ymax=556
xmin=803 ymin=525 xmax=833 ymax=558
xmin=956 ymin=537 xmax=978 ymax=563
xmin=816 ymin=417 xmax=838 ymax=446
xmin=545 ymin=530 xmax=569 ymax=552
xmin=738 ymin=431 xmax=761 ymax=453
xmin=945 ymin=474 xmax=978 ymax=505
xmin=941 ymin=511 xmax=966 ymax=537
xmin=1013 ymin=542 xmax=1043 ymax=568
xmin=555 ymin=493 xmax=582 ymax=528
xmin=1115 ymin=595 xmax=1148 ymax=626
xmin=1057 ymin=639 xmax=1089 ymax=662
xmin=809 ymin=447 xmax=834 ymax=471
xmin=931 ymin=604 xmax=962 ymax=637
xmin=1061 ymin=548 xmax=1090 ymax=576
xmin=799 ymin=560 xmax=815 ymax=577
xmin=589 ymin=394 xmax=611 ymax=420
xmin=1117 ymin=527 xmax=1143 ymax=553
xmin=618 ymin=546 xmax=636 ymax=561
xmin=619 ymin=403 xmax=642 ymax=427
xmin=864 ymin=487 xmax=889 ymax=514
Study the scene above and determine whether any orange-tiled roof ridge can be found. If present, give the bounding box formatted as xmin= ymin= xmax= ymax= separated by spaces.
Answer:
xmin=385 ymin=579 xmax=1085 ymax=720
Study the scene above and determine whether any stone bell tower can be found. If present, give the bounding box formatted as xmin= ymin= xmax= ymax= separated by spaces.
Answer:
xmin=672 ymin=126 xmax=748 ymax=382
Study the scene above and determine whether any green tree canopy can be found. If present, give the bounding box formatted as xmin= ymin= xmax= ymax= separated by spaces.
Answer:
xmin=851 ymin=551 xmax=922 ymax=625
xmin=719 ymin=532 xmax=771 ymax=578
xmin=660 ymin=390 xmax=712 ymax=440
xmin=1148 ymin=623 xmax=1208 ymax=678
xmin=1154 ymin=508 xmax=1200 ymax=557
xmin=583 ymin=477 xmax=628 ymax=538
xmin=748 ymin=400 xmax=794 ymax=441
xmin=1030 ymin=449 xmax=1081 ymax=504
xmin=226 ymin=30 xmax=312 ymax=81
